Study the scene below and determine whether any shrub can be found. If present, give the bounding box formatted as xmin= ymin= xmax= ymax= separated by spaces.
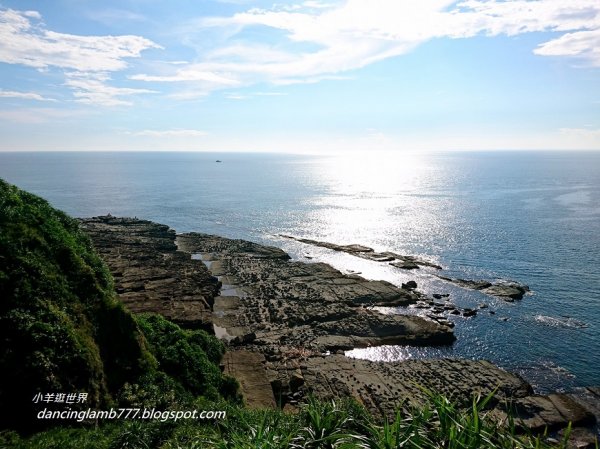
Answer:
xmin=0 ymin=179 xmax=152 ymax=431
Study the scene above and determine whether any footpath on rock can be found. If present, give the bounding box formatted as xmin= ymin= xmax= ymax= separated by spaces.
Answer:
xmin=81 ymin=216 xmax=599 ymax=444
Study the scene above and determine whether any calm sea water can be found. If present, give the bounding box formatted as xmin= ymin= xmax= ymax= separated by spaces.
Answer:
xmin=1 ymin=151 xmax=599 ymax=392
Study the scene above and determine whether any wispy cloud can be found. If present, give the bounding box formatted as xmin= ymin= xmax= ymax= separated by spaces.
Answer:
xmin=127 ymin=129 xmax=208 ymax=137
xmin=557 ymin=127 xmax=600 ymax=149
xmin=254 ymin=92 xmax=287 ymax=96
xmin=224 ymin=90 xmax=287 ymax=100
xmin=0 ymin=8 xmax=161 ymax=106
xmin=0 ymin=89 xmax=56 ymax=102
xmin=560 ymin=127 xmax=600 ymax=138
xmin=130 ymin=69 xmax=239 ymax=85
xmin=86 ymin=8 xmax=148 ymax=26
xmin=225 ymin=93 xmax=248 ymax=100
xmin=65 ymin=72 xmax=158 ymax=107
xmin=0 ymin=8 xmax=161 ymax=71
xmin=0 ymin=107 xmax=89 ymax=124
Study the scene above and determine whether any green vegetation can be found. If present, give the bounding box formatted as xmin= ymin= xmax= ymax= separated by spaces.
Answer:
xmin=0 ymin=179 xmax=236 ymax=432
xmin=3 ymin=392 xmax=589 ymax=449
xmin=128 ymin=314 xmax=240 ymax=404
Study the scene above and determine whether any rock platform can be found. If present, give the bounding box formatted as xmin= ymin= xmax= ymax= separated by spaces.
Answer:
xmin=82 ymin=217 xmax=598 ymax=444
xmin=80 ymin=216 xmax=219 ymax=330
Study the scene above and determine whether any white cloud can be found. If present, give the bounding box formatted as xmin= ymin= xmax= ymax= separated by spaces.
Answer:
xmin=254 ymin=91 xmax=287 ymax=96
xmin=0 ymin=89 xmax=56 ymax=102
xmin=86 ymin=8 xmax=148 ymax=25
xmin=0 ymin=8 xmax=161 ymax=106
xmin=560 ymin=127 xmax=600 ymax=138
xmin=0 ymin=107 xmax=89 ymax=124
xmin=0 ymin=9 xmax=161 ymax=71
xmin=128 ymin=129 xmax=208 ymax=137
xmin=65 ymin=72 xmax=157 ymax=107
xmin=135 ymin=0 xmax=600 ymax=92
xmin=551 ymin=127 xmax=600 ymax=149
xmin=302 ymin=1 xmax=336 ymax=9
xmin=224 ymin=90 xmax=287 ymax=100
xmin=534 ymin=29 xmax=600 ymax=66
xmin=225 ymin=93 xmax=248 ymax=100
xmin=130 ymin=69 xmax=239 ymax=85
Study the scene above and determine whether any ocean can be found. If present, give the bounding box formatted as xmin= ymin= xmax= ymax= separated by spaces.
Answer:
xmin=1 ymin=150 xmax=598 ymax=392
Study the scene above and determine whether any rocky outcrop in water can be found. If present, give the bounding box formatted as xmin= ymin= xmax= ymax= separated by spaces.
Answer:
xmin=279 ymin=235 xmax=443 ymax=269
xmin=278 ymin=235 xmax=530 ymax=301
xmin=436 ymin=276 xmax=530 ymax=301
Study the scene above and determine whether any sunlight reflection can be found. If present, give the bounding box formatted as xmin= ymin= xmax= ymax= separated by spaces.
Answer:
xmin=299 ymin=151 xmax=456 ymax=256
xmin=346 ymin=345 xmax=428 ymax=362
xmin=315 ymin=151 xmax=430 ymax=197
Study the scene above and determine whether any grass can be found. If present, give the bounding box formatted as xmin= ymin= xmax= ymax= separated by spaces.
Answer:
xmin=6 ymin=391 xmax=597 ymax=449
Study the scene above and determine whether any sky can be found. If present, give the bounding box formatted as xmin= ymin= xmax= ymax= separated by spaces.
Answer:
xmin=0 ymin=0 xmax=599 ymax=153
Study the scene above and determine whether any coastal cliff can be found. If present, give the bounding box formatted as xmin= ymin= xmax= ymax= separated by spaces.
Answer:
xmin=0 ymin=181 xmax=236 ymax=434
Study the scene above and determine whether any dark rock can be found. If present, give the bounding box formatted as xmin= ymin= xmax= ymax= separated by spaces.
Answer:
xmin=290 ymin=369 xmax=305 ymax=390
xmin=482 ymin=283 xmax=530 ymax=300
xmin=510 ymin=394 xmax=595 ymax=432
xmin=402 ymin=281 xmax=418 ymax=290
xmin=452 ymin=279 xmax=493 ymax=290
xmin=436 ymin=275 xmax=530 ymax=301
xmin=390 ymin=260 xmax=420 ymax=270
xmin=462 ymin=308 xmax=477 ymax=317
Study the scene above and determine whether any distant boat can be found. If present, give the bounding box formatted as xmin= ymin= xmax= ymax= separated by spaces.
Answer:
xmin=216 ymin=160 xmax=222 ymax=163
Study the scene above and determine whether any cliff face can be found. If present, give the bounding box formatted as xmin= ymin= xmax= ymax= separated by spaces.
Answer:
xmin=0 ymin=179 xmax=154 ymax=430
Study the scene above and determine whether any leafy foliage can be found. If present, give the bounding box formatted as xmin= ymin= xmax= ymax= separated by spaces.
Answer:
xmin=129 ymin=314 xmax=240 ymax=403
xmin=0 ymin=179 xmax=153 ymax=430
xmin=0 ymin=180 xmax=237 ymax=432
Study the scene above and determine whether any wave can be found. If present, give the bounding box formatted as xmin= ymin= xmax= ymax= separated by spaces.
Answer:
xmin=534 ymin=315 xmax=588 ymax=329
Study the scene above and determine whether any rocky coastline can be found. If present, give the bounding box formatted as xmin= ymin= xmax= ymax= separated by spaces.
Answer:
xmin=81 ymin=216 xmax=599 ymax=446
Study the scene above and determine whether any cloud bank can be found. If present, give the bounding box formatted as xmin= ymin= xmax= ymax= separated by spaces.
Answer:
xmin=132 ymin=0 xmax=600 ymax=93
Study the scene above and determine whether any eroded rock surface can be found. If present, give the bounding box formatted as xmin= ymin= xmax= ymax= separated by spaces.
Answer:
xmin=176 ymin=232 xmax=455 ymax=352
xmin=80 ymin=216 xmax=219 ymax=329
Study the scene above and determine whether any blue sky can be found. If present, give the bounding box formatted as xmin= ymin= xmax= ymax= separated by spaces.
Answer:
xmin=0 ymin=0 xmax=599 ymax=152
